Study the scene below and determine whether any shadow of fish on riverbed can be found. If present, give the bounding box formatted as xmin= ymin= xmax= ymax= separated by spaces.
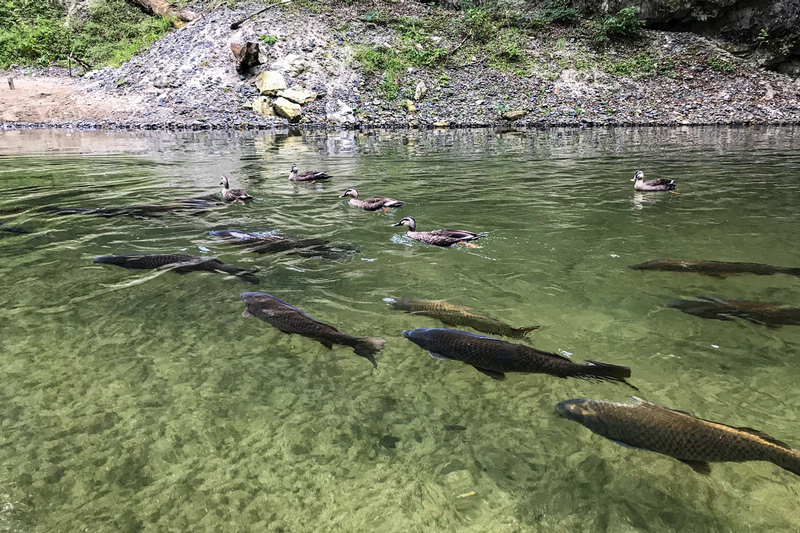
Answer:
xmin=44 ymin=198 xmax=224 ymax=219
xmin=0 ymin=220 xmax=31 ymax=234
xmin=93 ymin=253 xmax=259 ymax=284
xmin=668 ymin=296 xmax=800 ymax=327
xmin=210 ymin=229 xmax=357 ymax=260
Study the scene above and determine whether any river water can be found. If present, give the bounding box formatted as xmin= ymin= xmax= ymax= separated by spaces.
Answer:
xmin=1 ymin=126 xmax=799 ymax=532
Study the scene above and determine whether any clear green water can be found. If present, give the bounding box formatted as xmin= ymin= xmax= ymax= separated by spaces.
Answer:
xmin=2 ymin=127 xmax=800 ymax=532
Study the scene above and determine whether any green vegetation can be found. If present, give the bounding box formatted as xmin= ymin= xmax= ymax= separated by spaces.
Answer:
xmin=353 ymin=15 xmax=449 ymax=98
xmin=259 ymin=34 xmax=278 ymax=46
xmin=706 ymin=56 xmax=735 ymax=72
xmin=596 ymin=6 xmax=645 ymax=42
xmin=0 ymin=0 xmax=171 ymax=69
xmin=542 ymin=0 xmax=579 ymax=25
xmin=605 ymin=52 xmax=655 ymax=76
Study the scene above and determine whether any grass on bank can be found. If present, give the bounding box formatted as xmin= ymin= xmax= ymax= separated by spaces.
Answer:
xmin=0 ymin=0 xmax=171 ymax=70
xmin=351 ymin=2 xmax=656 ymax=99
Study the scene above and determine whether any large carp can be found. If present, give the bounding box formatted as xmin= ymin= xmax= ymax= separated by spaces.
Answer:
xmin=45 ymin=199 xmax=222 ymax=219
xmin=402 ymin=328 xmax=634 ymax=386
xmin=387 ymin=297 xmax=538 ymax=338
xmin=240 ymin=292 xmax=385 ymax=368
xmin=668 ymin=296 xmax=800 ymax=327
xmin=210 ymin=229 xmax=357 ymax=259
xmin=0 ymin=221 xmax=30 ymax=234
xmin=556 ymin=396 xmax=800 ymax=477
xmin=628 ymin=258 xmax=800 ymax=278
xmin=93 ymin=253 xmax=259 ymax=283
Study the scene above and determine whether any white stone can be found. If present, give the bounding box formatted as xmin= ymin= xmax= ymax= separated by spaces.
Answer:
xmin=414 ymin=80 xmax=427 ymax=101
xmin=273 ymin=97 xmax=301 ymax=122
xmin=325 ymin=99 xmax=355 ymax=124
xmin=276 ymin=86 xmax=316 ymax=104
xmin=255 ymin=71 xmax=287 ymax=95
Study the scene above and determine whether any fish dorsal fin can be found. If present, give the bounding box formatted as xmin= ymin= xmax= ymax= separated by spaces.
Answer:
xmin=678 ymin=459 xmax=712 ymax=475
xmin=472 ymin=366 xmax=505 ymax=380
xmin=733 ymin=427 xmax=791 ymax=449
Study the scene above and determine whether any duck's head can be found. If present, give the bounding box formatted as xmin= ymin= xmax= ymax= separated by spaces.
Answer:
xmin=290 ymin=164 xmax=298 ymax=173
xmin=392 ymin=216 xmax=416 ymax=230
xmin=632 ymin=170 xmax=644 ymax=182
xmin=340 ymin=188 xmax=358 ymax=199
xmin=220 ymin=175 xmax=230 ymax=188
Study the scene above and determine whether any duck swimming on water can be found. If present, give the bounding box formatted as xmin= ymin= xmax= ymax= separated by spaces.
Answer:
xmin=289 ymin=164 xmax=332 ymax=182
xmin=392 ymin=216 xmax=483 ymax=247
xmin=632 ymin=170 xmax=676 ymax=192
xmin=340 ymin=188 xmax=405 ymax=211
xmin=220 ymin=176 xmax=253 ymax=202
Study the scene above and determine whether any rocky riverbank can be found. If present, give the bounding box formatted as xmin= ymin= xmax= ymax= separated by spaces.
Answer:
xmin=2 ymin=1 xmax=800 ymax=131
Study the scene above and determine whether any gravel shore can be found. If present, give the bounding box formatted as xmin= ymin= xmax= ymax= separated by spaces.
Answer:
xmin=2 ymin=1 xmax=800 ymax=131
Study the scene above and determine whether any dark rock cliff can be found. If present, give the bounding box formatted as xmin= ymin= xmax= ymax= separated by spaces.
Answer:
xmin=432 ymin=0 xmax=800 ymax=76
xmin=600 ymin=0 xmax=800 ymax=76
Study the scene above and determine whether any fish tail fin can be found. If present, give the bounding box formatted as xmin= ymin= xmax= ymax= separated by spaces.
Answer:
xmin=774 ymin=449 xmax=800 ymax=478
xmin=510 ymin=325 xmax=540 ymax=338
xmin=353 ymin=337 xmax=386 ymax=368
xmin=582 ymin=361 xmax=637 ymax=389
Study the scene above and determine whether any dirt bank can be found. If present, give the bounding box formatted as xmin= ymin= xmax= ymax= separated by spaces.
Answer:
xmin=2 ymin=1 xmax=800 ymax=130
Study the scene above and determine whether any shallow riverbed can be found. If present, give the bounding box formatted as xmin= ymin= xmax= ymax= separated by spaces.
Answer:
xmin=1 ymin=126 xmax=799 ymax=532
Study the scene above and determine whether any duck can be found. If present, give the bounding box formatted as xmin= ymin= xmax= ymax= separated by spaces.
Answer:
xmin=220 ymin=176 xmax=253 ymax=202
xmin=391 ymin=216 xmax=483 ymax=247
xmin=340 ymin=188 xmax=405 ymax=211
xmin=632 ymin=170 xmax=676 ymax=192
xmin=289 ymin=164 xmax=332 ymax=182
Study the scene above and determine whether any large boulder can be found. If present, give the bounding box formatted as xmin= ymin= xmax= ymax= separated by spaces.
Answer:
xmin=255 ymin=71 xmax=287 ymax=96
xmin=273 ymin=97 xmax=302 ymax=122
xmin=251 ymin=96 xmax=274 ymax=116
xmin=230 ymin=42 xmax=261 ymax=73
xmin=276 ymin=85 xmax=317 ymax=104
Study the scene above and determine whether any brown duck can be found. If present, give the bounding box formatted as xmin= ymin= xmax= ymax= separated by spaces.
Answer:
xmin=392 ymin=216 xmax=483 ymax=247
xmin=340 ymin=188 xmax=405 ymax=211
xmin=632 ymin=170 xmax=676 ymax=192
xmin=289 ymin=164 xmax=332 ymax=182
xmin=220 ymin=176 xmax=253 ymax=202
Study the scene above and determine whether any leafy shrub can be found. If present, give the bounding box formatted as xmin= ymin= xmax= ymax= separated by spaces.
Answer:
xmin=0 ymin=0 xmax=171 ymax=69
xmin=544 ymin=0 xmax=579 ymax=25
xmin=463 ymin=7 xmax=494 ymax=42
xmin=259 ymin=34 xmax=278 ymax=46
xmin=596 ymin=6 xmax=645 ymax=42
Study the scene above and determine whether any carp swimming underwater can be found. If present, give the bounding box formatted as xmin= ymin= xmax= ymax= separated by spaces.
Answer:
xmin=45 ymin=199 xmax=222 ymax=219
xmin=387 ymin=298 xmax=538 ymax=338
xmin=240 ymin=292 xmax=385 ymax=368
xmin=210 ymin=229 xmax=357 ymax=260
xmin=402 ymin=328 xmax=634 ymax=386
xmin=93 ymin=253 xmax=259 ymax=283
xmin=556 ymin=396 xmax=800 ymax=477
xmin=628 ymin=258 xmax=800 ymax=278
xmin=668 ymin=296 xmax=800 ymax=327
